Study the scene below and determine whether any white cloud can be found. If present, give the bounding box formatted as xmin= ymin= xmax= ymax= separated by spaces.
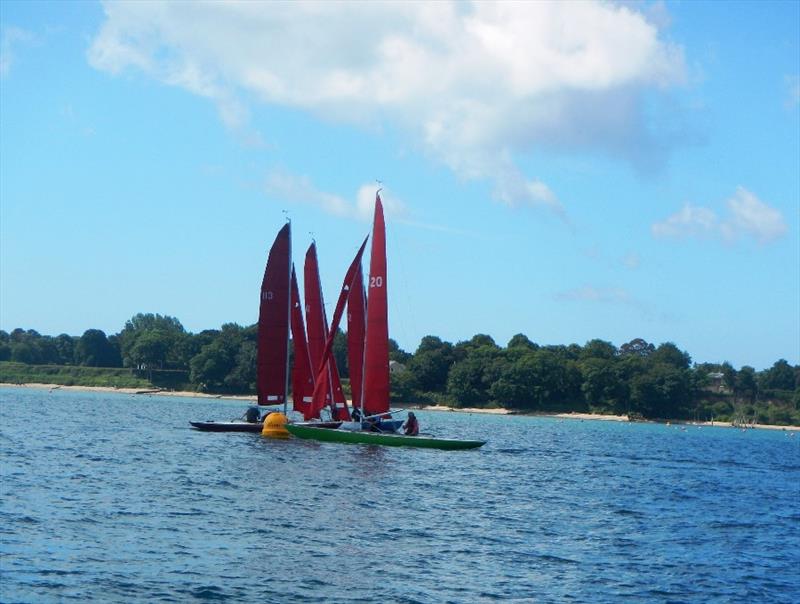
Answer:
xmin=651 ymin=203 xmax=718 ymax=239
xmin=265 ymin=170 xmax=406 ymax=222
xmin=653 ymin=187 xmax=787 ymax=244
xmin=1 ymin=26 xmax=35 ymax=77
xmin=88 ymin=1 xmax=686 ymax=217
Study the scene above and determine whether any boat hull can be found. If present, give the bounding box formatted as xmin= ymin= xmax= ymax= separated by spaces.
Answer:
xmin=191 ymin=420 xmax=341 ymax=432
xmin=190 ymin=421 xmax=263 ymax=433
xmin=285 ymin=424 xmax=485 ymax=450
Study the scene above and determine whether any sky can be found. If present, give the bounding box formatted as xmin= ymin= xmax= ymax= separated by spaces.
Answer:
xmin=1 ymin=1 xmax=798 ymax=371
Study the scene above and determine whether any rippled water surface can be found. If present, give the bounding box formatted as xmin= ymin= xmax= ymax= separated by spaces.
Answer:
xmin=1 ymin=386 xmax=799 ymax=603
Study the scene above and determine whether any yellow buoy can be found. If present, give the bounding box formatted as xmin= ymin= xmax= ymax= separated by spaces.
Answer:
xmin=261 ymin=412 xmax=290 ymax=439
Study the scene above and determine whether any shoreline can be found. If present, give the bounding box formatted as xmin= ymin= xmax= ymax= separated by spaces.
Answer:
xmin=3 ymin=382 xmax=798 ymax=431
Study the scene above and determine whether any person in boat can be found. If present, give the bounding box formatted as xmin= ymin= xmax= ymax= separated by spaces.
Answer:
xmin=351 ymin=407 xmax=362 ymax=422
xmin=403 ymin=412 xmax=419 ymax=436
xmin=366 ymin=416 xmax=381 ymax=432
xmin=244 ymin=406 xmax=261 ymax=423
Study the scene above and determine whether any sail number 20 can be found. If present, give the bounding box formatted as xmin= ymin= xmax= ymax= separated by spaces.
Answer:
xmin=369 ymin=276 xmax=383 ymax=288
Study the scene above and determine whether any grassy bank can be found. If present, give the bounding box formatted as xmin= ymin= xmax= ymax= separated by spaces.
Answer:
xmin=0 ymin=362 xmax=192 ymax=391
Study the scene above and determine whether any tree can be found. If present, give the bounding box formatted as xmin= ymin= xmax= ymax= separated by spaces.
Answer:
xmin=128 ymin=330 xmax=171 ymax=369
xmin=407 ymin=336 xmax=454 ymax=393
xmin=760 ymin=359 xmax=796 ymax=391
xmin=119 ymin=313 xmax=186 ymax=369
xmin=620 ymin=338 xmax=655 ymax=357
xmin=447 ymin=344 xmax=503 ymax=407
xmin=580 ymin=339 xmax=617 ymax=361
xmin=651 ymin=342 xmax=691 ymax=369
xmin=189 ymin=325 xmax=245 ymax=392
xmin=629 ymin=363 xmax=691 ymax=418
xmin=736 ymin=366 xmax=758 ymax=403
xmin=75 ymin=329 xmax=120 ymax=367
xmin=54 ymin=334 xmax=76 ymax=365
xmin=388 ymin=338 xmax=411 ymax=364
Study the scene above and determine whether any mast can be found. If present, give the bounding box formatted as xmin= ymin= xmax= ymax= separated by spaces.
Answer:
xmin=284 ymin=219 xmax=291 ymax=415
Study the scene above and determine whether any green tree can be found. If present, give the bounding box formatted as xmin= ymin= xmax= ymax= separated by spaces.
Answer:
xmin=75 ymin=329 xmax=120 ymax=367
xmin=620 ymin=338 xmax=655 ymax=357
xmin=651 ymin=342 xmax=691 ymax=369
xmin=407 ymin=336 xmax=454 ymax=393
xmin=580 ymin=339 xmax=617 ymax=361
xmin=630 ymin=363 xmax=691 ymax=418
xmin=119 ymin=313 xmax=187 ymax=369
xmin=736 ymin=366 xmax=758 ymax=403
xmin=760 ymin=359 xmax=796 ymax=391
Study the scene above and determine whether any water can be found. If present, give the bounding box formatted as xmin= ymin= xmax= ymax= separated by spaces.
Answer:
xmin=1 ymin=386 xmax=799 ymax=603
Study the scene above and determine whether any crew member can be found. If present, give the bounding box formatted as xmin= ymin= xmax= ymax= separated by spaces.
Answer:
xmin=403 ymin=412 xmax=419 ymax=436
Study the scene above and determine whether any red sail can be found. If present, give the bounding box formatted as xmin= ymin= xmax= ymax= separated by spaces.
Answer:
xmin=347 ymin=263 xmax=366 ymax=412
xmin=290 ymin=265 xmax=313 ymax=417
xmin=362 ymin=194 xmax=390 ymax=416
xmin=304 ymin=243 xmax=326 ymax=379
xmin=257 ymin=222 xmax=291 ymax=406
xmin=304 ymin=243 xmax=349 ymax=420
xmin=310 ymin=237 xmax=369 ymax=420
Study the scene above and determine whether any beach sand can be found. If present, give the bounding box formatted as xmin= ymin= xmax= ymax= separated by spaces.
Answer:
xmin=3 ymin=382 xmax=798 ymax=431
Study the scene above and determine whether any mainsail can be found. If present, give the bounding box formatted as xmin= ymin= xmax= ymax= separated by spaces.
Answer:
xmin=362 ymin=194 xmax=390 ymax=416
xmin=257 ymin=222 xmax=291 ymax=407
xmin=290 ymin=265 xmax=313 ymax=418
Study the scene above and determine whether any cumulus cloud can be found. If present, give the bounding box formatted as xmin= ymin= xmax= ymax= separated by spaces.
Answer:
xmin=88 ymin=1 xmax=687 ymax=217
xmin=652 ymin=187 xmax=788 ymax=244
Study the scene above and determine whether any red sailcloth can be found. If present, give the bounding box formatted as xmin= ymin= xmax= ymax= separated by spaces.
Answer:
xmin=309 ymin=237 xmax=369 ymax=419
xmin=257 ymin=222 xmax=291 ymax=406
xmin=362 ymin=194 xmax=390 ymax=416
xmin=347 ymin=263 xmax=366 ymax=412
xmin=304 ymin=243 xmax=349 ymax=420
xmin=290 ymin=265 xmax=313 ymax=417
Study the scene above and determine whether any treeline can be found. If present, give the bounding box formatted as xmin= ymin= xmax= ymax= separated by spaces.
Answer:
xmin=1 ymin=313 xmax=798 ymax=424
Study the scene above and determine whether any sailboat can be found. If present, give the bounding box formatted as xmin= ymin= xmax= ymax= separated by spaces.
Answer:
xmin=286 ymin=193 xmax=485 ymax=449
xmin=191 ymin=222 xmax=292 ymax=432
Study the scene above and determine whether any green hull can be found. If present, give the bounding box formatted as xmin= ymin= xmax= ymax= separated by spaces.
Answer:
xmin=285 ymin=424 xmax=485 ymax=450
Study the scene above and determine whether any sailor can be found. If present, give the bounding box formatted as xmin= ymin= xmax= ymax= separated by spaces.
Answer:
xmin=403 ymin=412 xmax=419 ymax=436
xmin=244 ymin=406 xmax=261 ymax=423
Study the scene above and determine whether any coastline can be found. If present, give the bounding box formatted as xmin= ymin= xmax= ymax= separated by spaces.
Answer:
xmin=3 ymin=382 xmax=798 ymax=431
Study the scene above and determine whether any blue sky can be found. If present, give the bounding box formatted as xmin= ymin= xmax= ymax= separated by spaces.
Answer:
xmin=1 ymin=1 xmax=798 ymax=370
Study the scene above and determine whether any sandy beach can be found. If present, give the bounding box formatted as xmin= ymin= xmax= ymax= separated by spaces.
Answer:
xmin=3 ymin=382 xmax=798 ymax=431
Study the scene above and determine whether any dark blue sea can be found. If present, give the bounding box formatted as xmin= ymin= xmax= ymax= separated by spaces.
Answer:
xmin=1 ymin=386 xmax=799 ymax=603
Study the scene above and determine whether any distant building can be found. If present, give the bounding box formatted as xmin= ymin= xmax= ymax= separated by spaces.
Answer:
xmin=389 ymin=360 xmax=406 ymax=374
xmin=706 ymin=372 xmax=726 ymax=393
